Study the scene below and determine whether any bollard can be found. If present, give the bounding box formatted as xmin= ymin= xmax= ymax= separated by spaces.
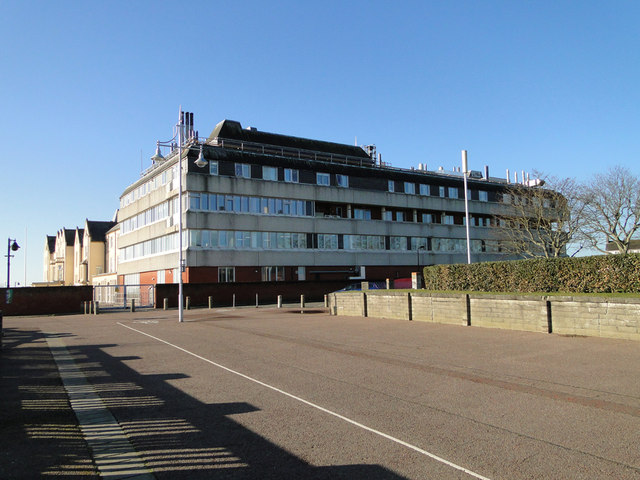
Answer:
xmin=208 ymin=296 xmax=213 ymax=309
xmin=233 ymin=294 xmax=236 ymax=308
xmin=300 ymin=294 xmax=305 ymax=313
xmin=163 ymin=298 xmax=168 ymax=310
xmin=256 ymin=293 xmax=259 ymax=308
xmin=186 ymin=296 xmax=191 ymax=310
xmin=131 ymin=299 xmax=136 ymax=313
xmin=83 ymin=301 xmax=87 ymax=315
xmin=277 ymin=295 xmax=282 ymax=308
xmin=94 ymin=301 xmax=100 ymax=315
xmin=324 ymin=294 xmax=328 ymax=308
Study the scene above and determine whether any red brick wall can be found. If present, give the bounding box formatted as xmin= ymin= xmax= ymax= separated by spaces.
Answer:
xmin=1 ymin=287 xmax=93 ymax=316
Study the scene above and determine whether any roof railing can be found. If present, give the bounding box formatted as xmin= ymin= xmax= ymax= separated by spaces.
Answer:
xmin=208 ymin=136 xmax=376 ymax=167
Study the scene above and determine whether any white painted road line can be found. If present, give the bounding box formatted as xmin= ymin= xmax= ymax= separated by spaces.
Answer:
xmin=46 ymin=335 xmax=155 ymax=479
xmin=118 ymin=322 xmax=492 ymax=480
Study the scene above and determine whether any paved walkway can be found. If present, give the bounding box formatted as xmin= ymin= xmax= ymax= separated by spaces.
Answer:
xmin=2 ymin=306 xmax=640 ymax=479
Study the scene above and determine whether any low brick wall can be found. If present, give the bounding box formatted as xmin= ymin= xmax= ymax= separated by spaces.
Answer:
xmin=1 ymin=286 xmax=93 ymax=316
xmin=328 ymin=290 xmax=640 ymax=341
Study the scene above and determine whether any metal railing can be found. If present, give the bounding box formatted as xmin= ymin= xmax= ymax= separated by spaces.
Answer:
xmin=93 ymin=284 xmax=155 ymax=310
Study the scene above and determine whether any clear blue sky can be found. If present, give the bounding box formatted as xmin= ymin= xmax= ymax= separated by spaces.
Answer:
xmin=1 ymin=0 xmax=638 ymax=286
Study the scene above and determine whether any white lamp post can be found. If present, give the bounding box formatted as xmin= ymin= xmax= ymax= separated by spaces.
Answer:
xmin=151 ymin=108 xmax=207 ymax=323
xmin=462 ymin=150 xmax=471 ymax=264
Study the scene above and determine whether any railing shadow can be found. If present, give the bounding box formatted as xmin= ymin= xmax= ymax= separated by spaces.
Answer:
xmin=2 ymin=327 xmax=409 ymax=479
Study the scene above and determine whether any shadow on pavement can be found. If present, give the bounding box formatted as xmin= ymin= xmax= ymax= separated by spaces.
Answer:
xmin=0 ymin=328 xmax=99 ymax=478
xmin=1 ymin=327 xmax=408 ymax=479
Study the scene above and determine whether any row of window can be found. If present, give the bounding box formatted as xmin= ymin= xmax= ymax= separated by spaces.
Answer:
xmin=121 ymin=164 xmax=179 ymax=208
xmin=188 ymin=193 xmax=314 ymax=217
xmin=187 ymin=192 xmax=496 ymax=226
xmin=208 ymin=160 xmax=490 ymax=200
xmin=120 ymin=228 xmax=503 ymax=263
xmin=121 ymin=198 xmax=179 ymax=234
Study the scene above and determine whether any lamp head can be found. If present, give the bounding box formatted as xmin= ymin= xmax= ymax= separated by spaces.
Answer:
xmin=151 ymin=142 xmax=165 ymax=163
xmin=11 ymin=240 xmax=19 ymax=251
xmin=194 ymin=144 xmax=208 ymax=168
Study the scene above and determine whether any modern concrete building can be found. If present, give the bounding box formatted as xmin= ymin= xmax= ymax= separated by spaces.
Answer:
xmin=116 ymin=115 xmax=532 ymax=288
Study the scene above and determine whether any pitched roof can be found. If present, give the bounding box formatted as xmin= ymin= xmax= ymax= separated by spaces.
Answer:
xmin=63 ymin=228 xmax=76 ymax=245
xmin=46 ymin=235 xmax=56 ymax=253
xmin=85 ymin=220 xmax=117 ymax=242
xmin=207 ymin=120 xmax=372 ymax=161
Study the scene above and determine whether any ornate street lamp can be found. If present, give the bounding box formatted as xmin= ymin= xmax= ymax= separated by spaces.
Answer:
xmin=151 ymin=108 xmax=208 ymax=323
xmin=6 ymin=238 xmax=20 ymax=288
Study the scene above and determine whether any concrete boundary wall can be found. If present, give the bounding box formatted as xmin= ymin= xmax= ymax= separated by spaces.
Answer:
xmin=328 ymin=290 xmax=640 ymax=341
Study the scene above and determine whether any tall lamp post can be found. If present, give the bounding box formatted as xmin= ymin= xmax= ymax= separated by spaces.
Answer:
xmin=462 ymin=150 xmax=471 ymax=264
xmin=416 ymin=245 xmax=425 ymax=288
xmin=151 ymin=108 xmax=207 ymax=323
xmin=6 ymin=238 xmax=20 ymax=288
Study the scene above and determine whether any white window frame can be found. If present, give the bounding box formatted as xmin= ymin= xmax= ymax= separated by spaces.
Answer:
xmin=316 ymin=172 xmax=330 ymax=186
xmin=336 ymin=174 xmax=349 ymax=188
xmin=263 ymin=166 xmax=278 ymax=181
xmin=218 ymin=266 xmax=235 ymax=283
xmin=284 ymin=168 xmax=299 ymax=183
xmin=235 ymin=163 xmax=251 ymax=178
xmin=404 ymin=182 xmax=415 ymax=194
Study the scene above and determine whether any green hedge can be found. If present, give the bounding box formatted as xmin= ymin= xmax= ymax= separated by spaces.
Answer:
xmin=422 ymin=254 xmax=640 ymax=294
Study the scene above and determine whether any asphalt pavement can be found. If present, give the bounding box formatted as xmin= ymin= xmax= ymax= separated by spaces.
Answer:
xmin=2 ymin=305 xmax=640 ymax=479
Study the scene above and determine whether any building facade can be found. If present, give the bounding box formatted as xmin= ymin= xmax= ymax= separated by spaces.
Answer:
xmin=116 ymin=117 xmax=533 ymax=287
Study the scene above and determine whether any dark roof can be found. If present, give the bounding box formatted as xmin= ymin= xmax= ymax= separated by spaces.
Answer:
xmin=207 ymin=120 xmax=372 ymax=161
xmin=85 ymin=220 xmax=117 ymax=242
xmin=46 ymin=236 xmax=56 ymax=253
xmin=63 ymin=228 xmax=76 ymax=245
xmin=76 ymin=229 xmax=85 ymax=246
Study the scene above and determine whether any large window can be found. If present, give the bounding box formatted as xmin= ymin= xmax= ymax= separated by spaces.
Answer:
xmin=336 ymin=174 xmax=349 ymax=188
xmin=317 ymin=173 xmax=330 ymax=186
xmin=235 ymin=163 xmax=251 ymax=178
xmin=209 ymin=161 xmax=219 ymax=175
xmin=263 ymin=166 xmax=278 ymax=181
xmin=284 ymin=168 xmax=299 ymax=183
xmin=388 ymin=180 xmax=395 ymax=192
xmin=448 ymin=187 xmax=458 ymax=199
xmin=404 ymin=182 xmax=415 ymax=194
xmin=479 ymin=190 xmax=488 ymax=202
xmin=218 ymin=267 xmax=235 ymax=283
xmin=262 ymin=266 xmax=285 ymax=282
xmin=419 ymin=184 xmax=429 ymax=195
xmin=353 ymin=208 xmax=371 ymax=220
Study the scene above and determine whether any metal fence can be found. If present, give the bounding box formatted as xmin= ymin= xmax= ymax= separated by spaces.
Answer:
xmin=93 ymin=284 xmax=155 ymax=310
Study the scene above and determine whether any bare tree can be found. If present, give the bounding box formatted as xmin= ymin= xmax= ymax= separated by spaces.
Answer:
xmin=494 ymin=174 xmax=586 ymax=258
xmin=580 ymin=166 xmax=640 ymax=254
